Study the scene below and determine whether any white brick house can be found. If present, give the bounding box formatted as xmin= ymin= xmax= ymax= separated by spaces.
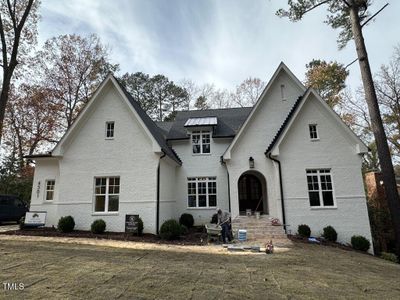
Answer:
xmin=28 ymin=62 xmax=373 ymax=246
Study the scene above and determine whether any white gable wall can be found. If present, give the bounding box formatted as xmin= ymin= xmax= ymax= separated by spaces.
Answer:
xmin=227 ymin=70 xmax=305 ymax=219
xmin=278 ymin=94 xmax=372 ymax=246
xmin=31 ymin=82 xmax=164 ymax=233
xmin=159 ymin=157 xmax=178 ymax=226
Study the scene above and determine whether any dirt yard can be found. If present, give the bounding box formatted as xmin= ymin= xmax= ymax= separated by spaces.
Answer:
xmin=0 ymin=236 xmax=399 ymax=300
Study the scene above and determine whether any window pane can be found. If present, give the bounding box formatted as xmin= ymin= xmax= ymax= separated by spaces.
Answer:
xmin=209 ymin=195 xmax=217 ymax=207
xmin=108 ymin=195 xmax=119 ymax=211
xmin=188 ymin=195 xmax=196 ymax=207
xmin=193 ymin=144 xmax=201 ymax=153
xmin=198 ymin=182 xmax=206 ymax=194
xmin=46 ymin=191 xmax=54 ymax=201
xmin=322 ymin=191 xmax=334 ymax=206
xmin=202 ymin=144 xmax=210 ymax=153
xmin=95 ymin=196 xmax=106 ymax=212
xmin=198 ymin=195 xmax=207 ymax=207
xmin=208 ymin=181 xmax=216 ymax=194
xmin=309 ymin=192 xmax=320 ymax=206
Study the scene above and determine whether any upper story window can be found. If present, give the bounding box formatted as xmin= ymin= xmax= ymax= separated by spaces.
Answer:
xmin=280 ymin=84 xmax=286 ymax=101
xmin=45 ymin=180 xmax=55 ymax=201
xmin=309 ymin=124 xmax=318 ymax=140
xmin=105 ymin=121 xmax=115 ymax=139
xmin=306 ymin=169 xmax=335 ymax=208
xmin=192 ymin=131 xmax=211 ymax=154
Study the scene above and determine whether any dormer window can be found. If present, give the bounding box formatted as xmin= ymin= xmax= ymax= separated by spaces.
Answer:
xmin=192 ymin=131 xmax=211 ymax=154
xmin=309 ymin=124 xmax=318 ymax=140
xmin=106 ymin=121 xmax=114 ymax=139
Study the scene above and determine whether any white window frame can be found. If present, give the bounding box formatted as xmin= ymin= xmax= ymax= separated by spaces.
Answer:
xmin=306 ymin=169 xmax=336 ymax=208
xmin=309 ymin=124 xmax=319 ymax=140
xmin=191 ymin=130 xmax=211 ymax=155
xmin=44 ymin=179 xmax=55 ymax=201
xmin=93 ymin=177 xmax=120 ymax=214
xmin=187 ymin=177 xmax=217 ymax=208
xmin=105 ymin=121 xmax=115 ymax=139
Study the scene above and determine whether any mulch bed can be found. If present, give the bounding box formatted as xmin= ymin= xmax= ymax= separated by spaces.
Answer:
xmin=0 ymin=226 xmax=208 ymax=246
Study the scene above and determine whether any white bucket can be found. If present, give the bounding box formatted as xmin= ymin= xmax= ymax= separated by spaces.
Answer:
xmin=238 ymin=229 xmax=247 ymax=241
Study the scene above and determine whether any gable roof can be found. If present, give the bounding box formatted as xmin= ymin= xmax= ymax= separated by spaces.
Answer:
xmin=51 ymin=74 xmax=181 ymax=165
xmin=114 ymin=78 xmax=182 ymax=164
xmin=161 ymin=107 xmax=252 ymax=140
xmin=265 ymin=88 xmax=369 ymax=156
xmin=223 ymin=62 xmax=307 ymax=160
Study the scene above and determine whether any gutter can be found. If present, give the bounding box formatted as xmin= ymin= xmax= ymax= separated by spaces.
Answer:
xmin=156 ymin=150 xmax=167 ymax=235
xmin=266 ymin=152 xmax=287 ymax=233
xmin=220 ymin=156 xmax=231 ymax=213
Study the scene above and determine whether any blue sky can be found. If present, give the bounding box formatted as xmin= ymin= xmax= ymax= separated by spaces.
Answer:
xmin=39 ymin=0 xmax=400 ymax=92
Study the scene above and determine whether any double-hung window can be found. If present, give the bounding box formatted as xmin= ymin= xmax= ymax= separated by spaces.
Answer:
xmin=106 ymin=121 xmax=115 ymax=139
xmin=309 ymin=124 xmax=318 ymax=140
xmin=192 ymin=131 xmax=211 ymax=154
xmin=94 ymin=177 xmax=120 ymax=213
xmin=45 ymin=180 xmax=55 ymax=201
xmin=187 ymin=177 xmax=217 ymax=208
xmin=306 ymin=169 xmax=334 ymax=207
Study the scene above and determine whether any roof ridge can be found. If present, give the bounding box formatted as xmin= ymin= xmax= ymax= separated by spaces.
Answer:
xmin=176 ymin=106 xmax=253 ymax=113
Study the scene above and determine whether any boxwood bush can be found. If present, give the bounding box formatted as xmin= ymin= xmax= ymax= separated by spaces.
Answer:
xmin=380 ymin=252 xmax=398 ymax=263
xmin=91 ymin=219 xmax=106 ymax=234
xmin=351 ymin=235 xmax=370 ymax=252
xmin=322 ymin=226 xmax=337 ymax=242
xmin=160 ymin=219 xmax=181 ymax=240
xmin=137 ymin=217 xmax=144 ymax=236
xmin=298 ymin=224 xmax=311 ymax=238
xmin=179 ymin=213 xmax=194 ymax=228
xmin=57 ymin=216 xmax=75 ymax=233
xmin=211 ymin=213 xmax=218 ymax=224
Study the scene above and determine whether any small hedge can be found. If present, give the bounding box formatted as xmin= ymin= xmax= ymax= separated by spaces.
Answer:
xmin=351 ymin=235 xmax=370 ymax=252
xmin=381 ymin=252 xmax=398 ymax=263
xmin=211 ymin=213 xmax=218 ymax=224
xmin=137 ymin=217 xmax=144 ymax=236
xmin=160 ymin=219 xmax=181 ymax=240
xmin=298 ymin=224 xmax=311 ymax=238
xmin=19 ymin=217 xmax=25 ymax=230
xmin=322 ymin=226 xmax=337 ymax=242
xmin=91 ymin=219 xmax=106 ymax=234
xmin=57 ymin=216 xmax=75 ymax=233
xmin=179 ymin=213 xmax=194 ymax=228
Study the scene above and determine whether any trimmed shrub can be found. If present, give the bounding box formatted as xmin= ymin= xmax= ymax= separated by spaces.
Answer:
xmin=160 ymin=219 xmax=181 ymax=240
xmin=91 ymin=219 xmax=106 ymax=234
xmin=351 ymin=235 xmax=370 ymax=252
xmin=381 ymin=252 xmax=398 ymax=263
xmin=322 ymin=226 xmax=337 ymax=242
xmin=57 ymin=216 xmax=75 ymax=233
xmin=179 ymin=213 xmax=194 ymax=228
xmin=180 ymin=224 xmax=189 ymax=235
xmin=137 ymin=217 xmax=144 ymax=236
xmin=19 ymin=217 xmax=25 ymax=230
xmin=298 ymin=224 xmax=311 ymax=238
xmin=211 ymin=213 xmax=218 ymax=224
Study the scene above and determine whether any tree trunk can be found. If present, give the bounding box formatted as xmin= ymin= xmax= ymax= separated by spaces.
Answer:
xmin=0 ymin=74 xmax=12 ymax=145
xmin=349 ymin=5 xmax=400 ymax=257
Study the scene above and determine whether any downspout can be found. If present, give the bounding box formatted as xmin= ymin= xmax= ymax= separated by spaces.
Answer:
xmin=220 ymin=156 xmax=231 ymax=213
xmin=267 ymin=152 xmax=287 ymax=233
xmin=156 ymin=150 xmax=166 ymax=235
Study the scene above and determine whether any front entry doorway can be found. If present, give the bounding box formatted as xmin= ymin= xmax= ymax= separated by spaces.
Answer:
xmin=238 ymin=171 xmax=267 ymax=214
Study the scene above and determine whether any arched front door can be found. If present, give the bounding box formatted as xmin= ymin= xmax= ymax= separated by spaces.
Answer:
xmin=238 ymin=172 xmax=267 ymax=214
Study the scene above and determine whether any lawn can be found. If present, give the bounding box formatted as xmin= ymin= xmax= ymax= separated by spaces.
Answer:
xmin=0 ymin=237 xmax=399 ymax=299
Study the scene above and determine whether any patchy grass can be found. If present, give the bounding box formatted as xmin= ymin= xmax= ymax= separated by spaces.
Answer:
xmin=0 ymin=239 xmax=399 ymax=299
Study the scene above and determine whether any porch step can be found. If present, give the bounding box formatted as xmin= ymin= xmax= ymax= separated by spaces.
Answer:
xmin=232 ymin=215 xmax=288 ymax=244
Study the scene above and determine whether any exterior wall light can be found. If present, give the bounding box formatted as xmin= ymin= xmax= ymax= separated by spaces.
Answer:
xmin=249 ymin=157 xmax=254 ymax=169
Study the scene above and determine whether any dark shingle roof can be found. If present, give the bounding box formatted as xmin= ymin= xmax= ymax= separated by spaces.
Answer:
xmin=114 ymin=78 xmax=182 ymax=165
xmin=265 ymin=90 xmax=308 ymax=155
xmin=161 ymin=107 xmax=253 ymax=140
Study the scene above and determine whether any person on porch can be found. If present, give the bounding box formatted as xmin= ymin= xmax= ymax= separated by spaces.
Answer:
xmin=217 ymin=209 xmax=232 ymax=243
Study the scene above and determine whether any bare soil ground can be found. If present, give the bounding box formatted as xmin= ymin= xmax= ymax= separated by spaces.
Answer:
xmin=0 ymin=236 xmax=399 ymax=299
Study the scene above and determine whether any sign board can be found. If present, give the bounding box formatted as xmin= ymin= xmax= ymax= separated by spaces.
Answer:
xmin=125 ymin=214 xmax=140 ymax=234
xmin=25 ymin=211 xmax=47 ymax=227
